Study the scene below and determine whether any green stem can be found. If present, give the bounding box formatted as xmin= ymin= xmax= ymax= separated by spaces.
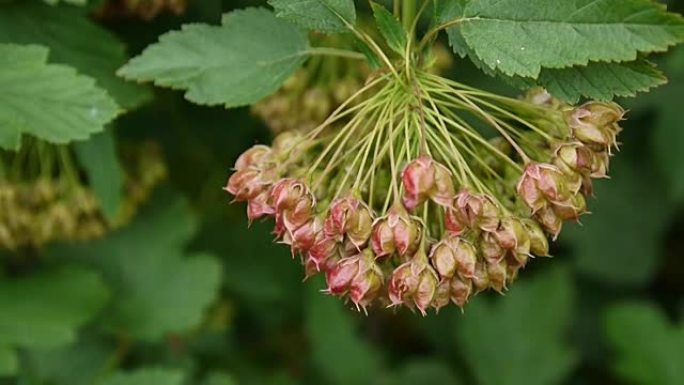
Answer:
xmin=402 ymin=0 xmax=417 ymax=32
xmin=305 ymin=47 xmax=366 ymax=60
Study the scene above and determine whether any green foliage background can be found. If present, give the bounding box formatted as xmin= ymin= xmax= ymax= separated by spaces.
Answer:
xmin=1 ymin=1 xmax=683 ymax=384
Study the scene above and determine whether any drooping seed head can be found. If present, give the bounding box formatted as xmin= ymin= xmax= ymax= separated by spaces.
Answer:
xmin=486 ymin=260 xmax=508 ymax=293
xmin=326 ymin=253 xmax=362 ymax=296
xmin=325 ymin=197 xmax=374 ymax=249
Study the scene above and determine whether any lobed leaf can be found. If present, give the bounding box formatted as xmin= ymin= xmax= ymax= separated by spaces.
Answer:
xmin=46 ymin=193 xmax=222 ymax=341
xmin=118 ymin=8 xmax=309 ymax=108
xmin=0 ymin=267 xmax=110 ymax=350
xmin=0 ymin=44 xmax=120 ymax=150
xmin=268 ymin=0 xmax=356 ymax=33
xmin=0 ymin=2 xmax=150 ymax=110
xmin=458 ymin=0 xmax=684 ymax=78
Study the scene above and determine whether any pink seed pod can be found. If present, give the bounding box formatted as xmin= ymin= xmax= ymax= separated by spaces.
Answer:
xmin=450 ymin=276 xmax=473 ymax=308
xmin=451 ymin=191 xmax=500 ymax=233
xmin=371 ymin=204 xmax=421 ymax=258
xmin=429 ymin=237 xmax=477 ymax=279
xmin=234 ymin=144 xmax=272 ymax=171
xmin=325 ymin=255 xmax=362 ymax=296
xmin=246 ymin=190 xmax=275 ymax=222
xmin=402 ymin=156 xmax=436 ymax=211
xmin=349 ymin=250 xmax=384 ymax=312
xmin=269 ymin=179 xmax=311 ymax=212
xmin=487 ymin=260 xmax=508 ymax=293
xmin=388 ymin=249 xmax=439 ymax=315
xmin=401 ymin=156 xmax=455 ymax=211
xmin=517 ymin=163 xmax=572 ymax=212
xmin=324 ymin=197 xmax=373 ymax=249
xmin=225 ymin=169 xmax=265 ymax=202
xmin=521 ymin=219 xmax=550 ymax=257
xmin=493 ymin=217 xmax=531 ymax=258
xmin=535 ymin=206 xmax=563 ymax=239
xmin=289 ymin=217 xmax=322 ymax=254
xmin=566 ymin=102 xmax=624 ymax=149
xmin=554 ymin=142 xmax=594 ymax=176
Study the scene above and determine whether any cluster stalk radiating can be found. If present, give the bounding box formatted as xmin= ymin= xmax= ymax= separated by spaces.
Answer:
xmin=225 ymin=63 xmax=624 ymax=314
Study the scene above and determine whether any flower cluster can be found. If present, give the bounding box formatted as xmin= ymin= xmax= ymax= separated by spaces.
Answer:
xmin=226 ymin=71 xmax=625 ymax=314
xmin=0 ymin=140 xmax=167 ymax=250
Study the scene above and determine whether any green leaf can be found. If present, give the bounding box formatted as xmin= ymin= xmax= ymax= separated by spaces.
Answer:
xmin=605 ymin=302 xmax=684 ymax=385
xmin=538 ymin=60 xmax=668 ymax=103
xmin=378 ymin=360 xmax=461 ymax=385
xmin=0 ymin=346 xmax=17 ymax=377
xmin=102 ymin=368 xmax=185 ymax=385
xmin=47 ymin=192 xmax=222 ymax=341
xmin=20 ymin=338 xmax=113 ymax=385
xmin=0 ymin=2 xmax=150 ymax=110
xmin=435 ymin=0 xmax=468 ymax=57
xmin=457 ymin=267 xmax=577 ymax=385
xmin=118 ymin=8 xmax=309 ymax=108
xmin=268 ymin=0 xmax=356 ymax=33
xmin=371 ymin=2 xmax=407 ymax=55
xmin=0 ymin=44 xmax=120 ymax=150
xmin=305 ymin=278 xmax=383 ymax=385
xmin=651 ymin=47 xmax=684 ymax=201
xmin=0 ymin=267 xmax=110 ymax=350
xmin=459 ymin=0 xmax=684 ymax=78
xmin=563 ymin=156 xmax=670 ymax=286
xmin=74 ymin=131 xmax=124 ymax=224
xmin=204 ymin=372 xmax=237 ymax=385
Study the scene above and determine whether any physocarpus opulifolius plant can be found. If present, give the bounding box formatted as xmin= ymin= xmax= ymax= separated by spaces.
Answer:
xmin=224 ymin=5 xmax=628 ymax=315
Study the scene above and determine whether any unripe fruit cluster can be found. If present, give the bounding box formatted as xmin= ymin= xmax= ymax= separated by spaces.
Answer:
xmin=226 ymin=73 xmax=624 ymax=314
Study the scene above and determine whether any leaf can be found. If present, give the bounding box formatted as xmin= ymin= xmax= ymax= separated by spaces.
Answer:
xmin=0 ymin=2 xmax=150 ymax=109
xmin=605 ymin=302 xmax=684 ymax=385
xmin=456 ymin=267 xmax=577 ymax=385
xmin=0 ymin=44 xmax=120 ymax=150
xmin=74 ymin=130 xmax=124 ymax=224
xmin=371 ymin=2 xmax=407 ymax=55
xmin=20 ymin=338 xmax=113 ymax=385
xmin=0 ymin=267 xmax=110 ymax=350
xmin=563 ymin=155 xmax=670 ymax=286
xmin=268 ymin=0 xmax=356 ymax=33
xmin=459 ymin=0 xmax=684 ymax=78
xmin=118 ymin=8 xmax=310 ymax=108
xmin=305 ymin=278 xmax=383 ymax=385
xmin=435 ymin=0 xmax=468 ymax=57
xmin=538 ymin=60 xmax=668 ymax=103
xmin=204 ymin=372 xmax=237 ymax=385
xmin=102 ymin=368 xmax=185 ymax=385
xmin=0 ymin=346 xmax=17 ymax=377
xmin=47 ymin=192 xmax=222 ymax=341
xmin=378 ymin=360 xmax=462 ymax=385
xmin=651 ymin=47 xmax=684 ymax=201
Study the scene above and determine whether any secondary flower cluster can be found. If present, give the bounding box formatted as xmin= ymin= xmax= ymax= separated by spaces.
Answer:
xmin=0 ymin=141 xmax=166 ymax=250
xmin=226 ymin=72 xmax=625 ymax=314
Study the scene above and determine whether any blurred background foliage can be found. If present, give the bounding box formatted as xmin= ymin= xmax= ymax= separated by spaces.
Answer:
xmin=0 ymin=0 xmax=683 ymax=384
